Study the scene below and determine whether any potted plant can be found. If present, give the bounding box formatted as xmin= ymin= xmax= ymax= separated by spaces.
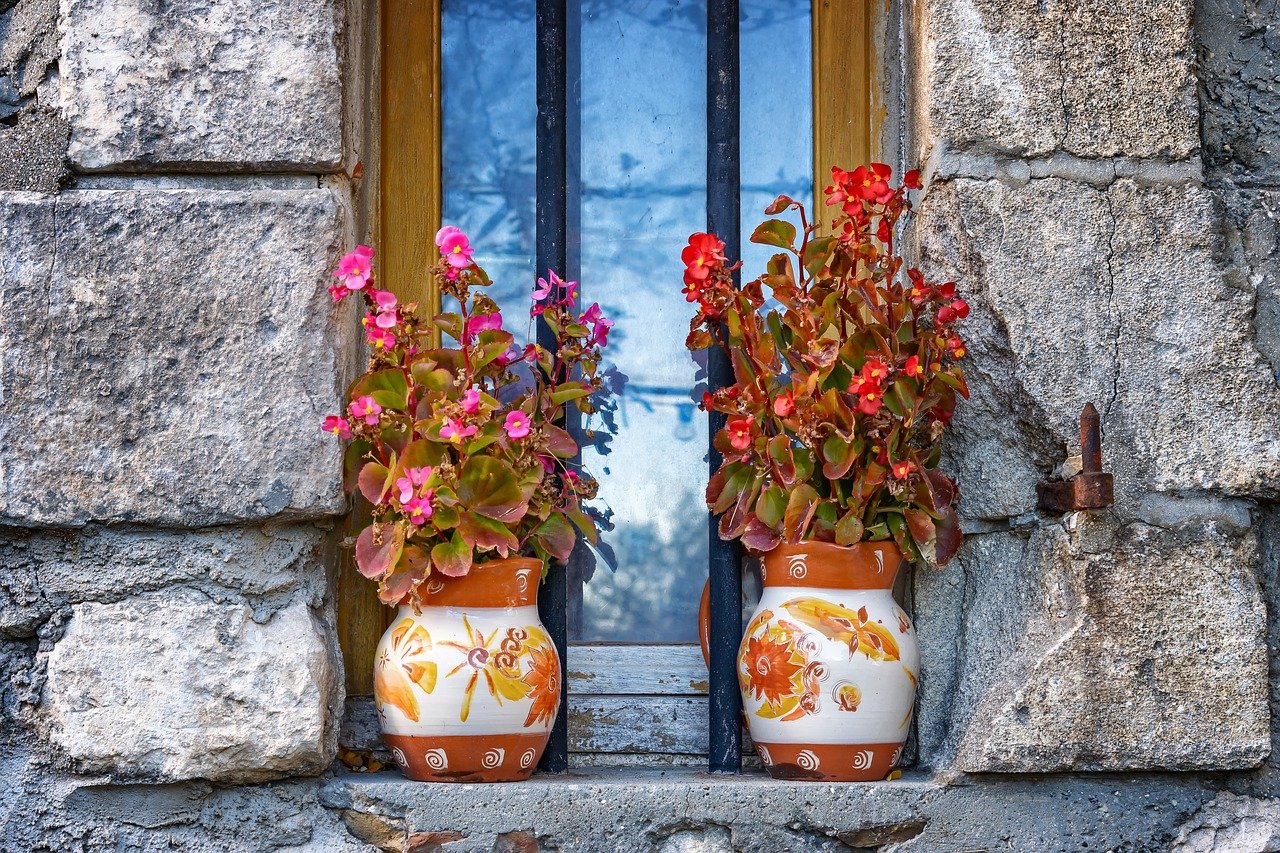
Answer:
xmin=686 ymin=163 xmax=967 ymax=782
xmin=323 ymin=227 xmax=613 ymax=782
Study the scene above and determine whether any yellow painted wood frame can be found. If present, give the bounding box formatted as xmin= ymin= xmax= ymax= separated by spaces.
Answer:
xmin=338 ymin=0 xmax=442 ymax=695
xmin=341 ymin=0 xmax=876 ymax=696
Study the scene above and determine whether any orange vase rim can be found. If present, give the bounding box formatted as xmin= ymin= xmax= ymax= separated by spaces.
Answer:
xmin=760 ymin=540 xmax=902 ymax=591
xmin=401 ymin=556 xmax=544 ymax=610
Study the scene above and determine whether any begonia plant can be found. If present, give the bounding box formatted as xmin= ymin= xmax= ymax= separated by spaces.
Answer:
xmin=324 ymin=227 xmax=614 ymax=606
xmin=683 ymin=163 xmax=967 ymax=566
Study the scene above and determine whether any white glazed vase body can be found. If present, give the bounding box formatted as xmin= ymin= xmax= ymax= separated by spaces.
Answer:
xmin=373 ymin=558 xmax=559 ymax=782
xmin=739 ymin=541 xmax=919 ymax=781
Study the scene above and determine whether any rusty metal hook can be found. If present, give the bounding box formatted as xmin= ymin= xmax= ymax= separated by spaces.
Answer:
xmin=1037 ymin=403 xmax=1115 ymax=514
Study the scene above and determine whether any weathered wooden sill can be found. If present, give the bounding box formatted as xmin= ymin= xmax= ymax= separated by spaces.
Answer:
xmin=321 ymin=767 xmax=937 ymax=850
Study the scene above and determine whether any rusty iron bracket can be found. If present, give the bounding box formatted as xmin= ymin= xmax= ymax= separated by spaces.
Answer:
xmin=1037 ymin=403 xmax=1115 ymax=514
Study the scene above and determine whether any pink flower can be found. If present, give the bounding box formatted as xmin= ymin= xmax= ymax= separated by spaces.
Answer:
xmin=496 ymin=345 xmax=521 ymax=367
xmin=533 ymin=270 xmax=559 ymax=300
xmin=328 ymin=282 xmax=351 ymax=302
xmin=366 ymin=324 xmax=395 ymax=349
xmin=440 ymin=418 xmax=477 ymax=444
xmin=349 ymin=395 xmax=381 ymax=425
xmin=367 ymin=290 xmax=399 ymax=329
xmin=580 ymin=302 xmax=614 ymax=348
xmin=403 ymin=493 xmax=434 ymax=525
xmin=335 ymin=246 xmax=374 ymax=291
xmin=504 ymin=410 xmax=532 ymax=439
xmin=461 ymin=389 xmax=482 ymax=413
xmin=465 ymin=312 xmax=503 ymax=342
xmin=396 ymin=466 xmax=433 ymax=503
xmin=435 ymin=226 xmax=474 ymax=269
xmin=322 ymin=415 xmax=351 ymax=439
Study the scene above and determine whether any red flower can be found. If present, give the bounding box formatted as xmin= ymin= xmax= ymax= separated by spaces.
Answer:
xmin=948 ymin=335 xmax=967 ymax=359
xmin=936 ymin=304 xmax=957 ymax=326
xmin=773 ymin=389 xmax=795 ymax=418
xmin=701 ymin=391 xmax=715 ymax=410
xmin=851 ymin=163 xmax=893 ymax=204
xmin=682 ymin=232 xmax=726 ymax=281
xmin=891 ymin=460 xmax=916 ymax=480
xmin=727 ymin=416 xmax=754 ymax=451
xmin=937 ymin=281 xmax=957 ymax=300
xmin=903 ymin=169 xmax=923 ymax=190
xmin=857 ymin=387 xmax=884 ymax=416
xmin=951 ymin=298 xmax=970 ymax=319
xmin=876 ymin=217 xmax=891 ymax=243
xmin=903 ymin=355 xmax=923 ymax=377
xmin=861 ymin=357 xmax=891 ymax=384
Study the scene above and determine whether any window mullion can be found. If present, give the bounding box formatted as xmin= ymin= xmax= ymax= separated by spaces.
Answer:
xmin=535 ymin=0 xmax=571 ymax=774
xmin=706 ymin=0 xmax=744 ymax=775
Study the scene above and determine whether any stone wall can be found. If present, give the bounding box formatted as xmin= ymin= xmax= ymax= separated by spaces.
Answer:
xmin=0 ymin=0 xmax=362 ymax=848
xmin=1 ymin=0 xmax=1280 ymax=850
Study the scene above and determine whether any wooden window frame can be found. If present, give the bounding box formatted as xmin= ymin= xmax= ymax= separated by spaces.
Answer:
xmin=340 ymin=0 xmax=884 ymax=769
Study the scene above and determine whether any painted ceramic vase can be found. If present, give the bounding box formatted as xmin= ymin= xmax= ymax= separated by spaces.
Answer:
xmin=373 ymin=557 xmax=560 ymax=782
xmin=740 ymin=541 xmax=919 ymax=782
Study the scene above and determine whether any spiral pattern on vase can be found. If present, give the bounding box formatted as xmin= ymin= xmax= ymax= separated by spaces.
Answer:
xmin=796 ymin=749 xmax=820 ymax=770
xmin=756 ymin=745 xmax=772 ymax=766
xmin=786 ymin=554 xmax=809 ymax=579
xmin=423 ymin=747 xmax=448 ymax=770
xmin=520 ymin=748 xmax=537 ymax=769
xmin=482 ymin=747 xmax=505 ymax=769
xmin=851 ymin=749 xmax=873 ymax=771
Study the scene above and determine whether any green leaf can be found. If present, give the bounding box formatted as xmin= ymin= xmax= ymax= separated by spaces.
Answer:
xmin=567 ymin=506 xmax=599 ymax=545
xmin=352 ymin=368 xmax=409 ymax=411
xmin=417 ymin=367 xmax=455 ymax=393
xmin=394 ymin=439 xmax=445 ymax=479
xmin=935 ymin=368 xmax=971 ymax=399
xmin=458 ymin=512 xmax=520 ymax=557
xmin=801 ymin=235 xmax=837 ymax=276
xmin=835 ymin=509 xmax=865 ymax=546
xmin=750 ymin=218 xmax=797 ymax=249
xmin=431 ymin=530 xmax=473 ymax=577
xmin=782 ymin=484 xmax=820 ymax=542
xmin=713 ymin=462 xmax=755 ymax=515
xmin=534 ymin=512 xmax=577 ymax=562
xmin=755 ymin=485 xmax=787 ymax=528
xmin=822 ymin=432 xmax=856 ymax=480
xmin=544 ymin=424 xmax=578 ymax=457
xmin=433 ymin=312 xmax=463 ymax=342
xmin=768 ymin=435 xmax=797 ymax=486
xmin=457 ymin=456 xmax=527 ymax=521
xmin=549 ymin=382 xmax=593 ymax=404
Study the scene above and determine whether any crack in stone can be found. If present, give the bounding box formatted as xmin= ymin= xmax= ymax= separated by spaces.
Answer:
xmin=1101 ymin=191 xmax=1122 ymax=423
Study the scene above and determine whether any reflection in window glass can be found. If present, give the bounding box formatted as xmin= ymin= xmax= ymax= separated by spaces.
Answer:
xmin=441 ymin=0 xmax=537 ymax=343
xmin=440 ymin=0 xmax=812 ymax=643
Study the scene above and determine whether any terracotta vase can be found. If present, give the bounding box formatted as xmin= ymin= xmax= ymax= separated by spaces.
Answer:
xmin=705 ymin=541 xmax=919 ymax=781
xmin=373 ymin=557 xmax=560 ymax=782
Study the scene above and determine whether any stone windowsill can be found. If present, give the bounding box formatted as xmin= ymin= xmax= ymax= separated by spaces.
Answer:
xmin=321 ymin=766 xmax=938 ymax=849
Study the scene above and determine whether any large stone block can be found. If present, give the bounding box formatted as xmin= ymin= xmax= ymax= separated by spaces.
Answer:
xmin=916 ymin=514 xmax=1269 ymax=771
xmin=0 ymin=189 xmax=353 ymax=526
xmin=60 ymin=0 xmax=343 ymax=170
xmin=44 ymin=596 xmax=339 ymax=783
xmin=919 ymin=0 xmax=1199 ymax=159
xmin=920 ymin=177 xmax=1280 ymax=512
xmin=0 ymin=522 xmax=332 ymax=638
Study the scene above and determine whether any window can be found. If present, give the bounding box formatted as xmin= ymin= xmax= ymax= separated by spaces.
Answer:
xmin=340 ymin=0 xmax=885 ymax=770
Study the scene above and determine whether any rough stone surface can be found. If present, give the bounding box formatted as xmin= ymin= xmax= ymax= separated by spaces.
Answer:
xmin=915 ymin=513 xmax=1270 ymax=772
xmin=0 ymin=0 xmax=68 ymax=191
xmin=44 ymin=595 xmax=340 ymax=783
xmin=0 ymin=189 xmax=352 ymax=527
xmin=1172 ymin=793 xmax=1280 ymax=852
xmin=60 ymin=0 xmax=343 ymax=171
xmin=1198 ymin=0 xmax=1280 ymax=184
xmin=919 ymin=0 xmax=1199 ymax=159
xmin=0 ymin=522 xmax=333 ymax=638
xmin=922 ymin=176 xmax=1280 ymax=511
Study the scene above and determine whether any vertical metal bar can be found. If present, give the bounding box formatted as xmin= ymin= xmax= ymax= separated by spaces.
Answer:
xmin=564 ymin=0 xmax=586 ymax=643
xmin=707 ymin=0 xmax=743 ymax=774
xmin=536 ymin=0 xmax=570 ymax=774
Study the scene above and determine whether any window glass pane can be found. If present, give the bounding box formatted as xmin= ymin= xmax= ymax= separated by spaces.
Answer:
xmin=571 ymin=0 xmax=709 ymax=642
xmin=441 ymin=0 xmax=537 ymax=345
xmin=440 ymin=0 xmax=813 ymax=644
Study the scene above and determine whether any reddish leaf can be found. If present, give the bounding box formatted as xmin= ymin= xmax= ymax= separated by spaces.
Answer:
xmin=458 ymin=512 xmax=520 ymax=557
xmin=740 ymin=514 xmax=782 ymax=552
xmin=355 ymin=522 xmax=404 ymax=579
xmin=534 ymin=512 xmax=576 ymax=562
xmin=782 ymin=484 xmax=820 ymax=542
xmin=431 ymin=531 xmax=473 ymax=577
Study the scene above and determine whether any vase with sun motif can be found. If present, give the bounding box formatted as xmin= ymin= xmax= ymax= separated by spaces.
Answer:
xmin=373 ymin=557 xmax=560 ymax=782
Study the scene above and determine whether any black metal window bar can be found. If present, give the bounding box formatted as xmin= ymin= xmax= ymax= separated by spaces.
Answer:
xmin=534 ymin=0 xmax=744 ymax=774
